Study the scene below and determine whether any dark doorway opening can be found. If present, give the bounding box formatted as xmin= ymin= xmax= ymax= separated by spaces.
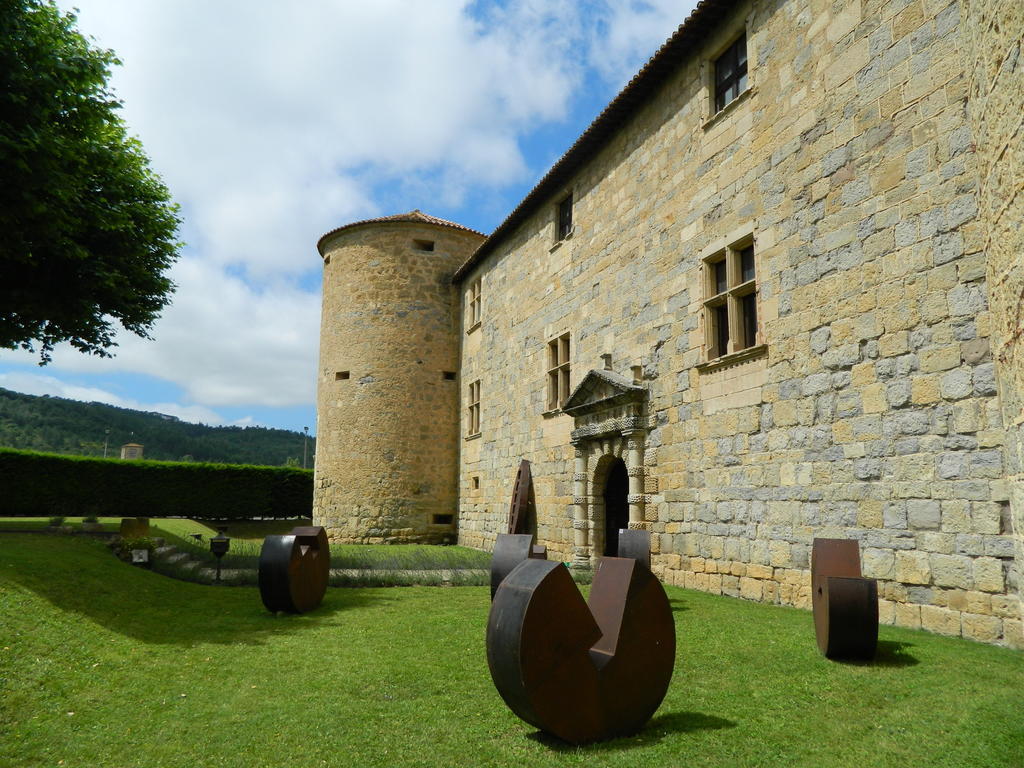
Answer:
xmin=603 ymin=458 xmax=629 ymax=556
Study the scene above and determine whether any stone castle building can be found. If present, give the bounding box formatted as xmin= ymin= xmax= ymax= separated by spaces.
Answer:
xmin=315 ymin=0 xmax=1023 ymax=647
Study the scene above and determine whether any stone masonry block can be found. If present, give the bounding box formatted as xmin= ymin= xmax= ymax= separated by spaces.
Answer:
xmin=929 ymin=553 xmax=972 ymax=589
xmin=961 ymin=613 xmax=1002 ymax=644
xmin=862 ymin=547 xmax=895 ymax=579
xmin=895 ymin=550 xmax=931 ymax=584
xmin=908 ymin=499 xmax=941 ymax=529
xmin=920 ymin=605 xmax=962 ymax=637
xmin=973 ymin=557 xmax=1005 ymax=593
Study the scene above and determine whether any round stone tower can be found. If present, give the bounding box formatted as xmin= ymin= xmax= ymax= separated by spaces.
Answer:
xmin=314 ymin=211 xmax=485 ymax=543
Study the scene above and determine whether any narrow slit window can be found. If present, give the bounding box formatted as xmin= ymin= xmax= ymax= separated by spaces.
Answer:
xmin=467 ymin=278 xmax=481 ymax=328
xmin=442 ymin=371 xmax=457 ymax=381
xmin=432 ymin=514 xmax=454 ymax=525
xmin=335 ymin=371 xmax=350 ymax=381
xmin=467 ymin=380 xmax=481 ymax=436
xmin=557 ymin=192 xmax=573 ymax=241
xmin=413 ymin=239 xmax=435 ymax=252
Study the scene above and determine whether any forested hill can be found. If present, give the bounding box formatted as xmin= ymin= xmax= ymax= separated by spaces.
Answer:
xmin=0 ymin=388 xmax=315 ymax=466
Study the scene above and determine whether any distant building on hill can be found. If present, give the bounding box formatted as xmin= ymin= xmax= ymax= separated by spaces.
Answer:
xmin=120 ymin=443 xmax=143 ymax=460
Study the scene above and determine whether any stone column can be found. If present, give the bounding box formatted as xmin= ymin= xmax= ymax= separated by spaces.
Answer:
xmin=625 ymin=432 xmax=646 ymax=529
xmin=572 ymin=442 xmax=590 ymax=567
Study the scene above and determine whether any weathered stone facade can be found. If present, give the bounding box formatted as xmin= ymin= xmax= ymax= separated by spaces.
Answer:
xmin=316 ymin=0 xmax=1022 ymax=646
xmin=314 ymin=213 xmax=484 ymax=543
xmin=452 ymin=0 xmax=1022 ymax=647
xmin=961 ymin=0 xmax=1024 ymax=633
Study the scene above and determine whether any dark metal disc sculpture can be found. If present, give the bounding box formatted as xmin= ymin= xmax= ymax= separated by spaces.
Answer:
xmin=259 ymin=526 xmax=331 ymax=613
xmin=507 ymin=459 xmax=535 ymax=535
xmin=811 ymin=538 xmax=878 ymax=660
xmin=490 ymin=533 xmax=547 ymax=600
xmin=486 ymin=532 xmax=674 ymax=744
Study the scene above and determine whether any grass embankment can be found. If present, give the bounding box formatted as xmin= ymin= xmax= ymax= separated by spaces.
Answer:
xmin=1 ymin=534 xmax=1021 ymax=768
xmin=0 ymin=516 xmax=493 ymax=586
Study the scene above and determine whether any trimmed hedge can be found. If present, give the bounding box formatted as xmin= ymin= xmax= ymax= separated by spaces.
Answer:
xmin=0 ymin=448 xmax=313 ymax=520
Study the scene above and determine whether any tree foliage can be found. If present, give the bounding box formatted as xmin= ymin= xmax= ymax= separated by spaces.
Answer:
xmin=0 ymin=0 xmax=181 ymax=362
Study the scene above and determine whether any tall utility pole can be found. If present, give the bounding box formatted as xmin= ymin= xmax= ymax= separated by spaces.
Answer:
xmin=303 ymin=426 xmax=310 ymax=469
xmin=103 ymin=429 xmax=110 ymax=458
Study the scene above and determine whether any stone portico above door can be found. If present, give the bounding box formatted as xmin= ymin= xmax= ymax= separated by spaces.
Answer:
xmin=561 ymin=367 xmax=651 ymax=568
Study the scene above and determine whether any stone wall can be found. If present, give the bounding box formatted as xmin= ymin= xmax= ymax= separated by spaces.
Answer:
xmin=960 ymin=0 xmax=1024 ymax=614
xmin=457 ymin=0 xmax=1021 ymax=646
xmin=315 ymin=220 xmax=484 ymax=543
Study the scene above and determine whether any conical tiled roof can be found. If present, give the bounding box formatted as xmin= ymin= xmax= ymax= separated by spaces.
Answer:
xmin=317 ymin=209 xmax=485 ymax=254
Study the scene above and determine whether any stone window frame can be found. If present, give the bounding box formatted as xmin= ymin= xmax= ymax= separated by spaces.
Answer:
xmin=467 ymin=379 xmax=481 ymax=437
xmin=546 ymin=332 xmax=571 ymax=411
xmin=714 ymin=33 xmax=748 ymax=112
xmin=702 ymin=235 xmax=761 ymax=361
xmin=700 ymin=7 xmax=755 ymax=126
xmin=466 ymin=277 xmax=482 ymax=332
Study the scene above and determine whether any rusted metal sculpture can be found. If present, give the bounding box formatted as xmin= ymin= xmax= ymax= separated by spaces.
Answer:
xmin=490 ymin=533 xmax=547 ymax=600
xmin=507 ymin=459 xmax=535 ymax=535
xmin=616 ymin=528 xmax=650 ymax=569
xmin=486 ymin=538 xmax=675 ymax=744
xmin=259 ymin=526 xmax=331 ymax=613
xmin=811 ymin=538 xmax=878 ymax=660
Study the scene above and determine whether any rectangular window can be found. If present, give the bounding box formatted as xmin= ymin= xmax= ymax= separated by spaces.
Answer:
xmin=557 ymin=193 xmax=573 ymax=241
xmin=467 ymin=278 xmax=481 ymax=328
xmin=715 ymin=34 xmax=748 ymax=112
xmin=467 ymin=380 xmax=481 ymax=436
xmin=703 ymin=239 xmax=758 ymax=360
xmin=547 ymin=333 xmax=571 ymax=410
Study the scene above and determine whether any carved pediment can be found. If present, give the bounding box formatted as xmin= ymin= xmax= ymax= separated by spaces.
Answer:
xmin=562 ymin=369 xmax=646 ymax=418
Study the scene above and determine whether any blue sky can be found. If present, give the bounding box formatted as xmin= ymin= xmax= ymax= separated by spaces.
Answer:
xmin=0 ymin=0 xmax=697 ymax=434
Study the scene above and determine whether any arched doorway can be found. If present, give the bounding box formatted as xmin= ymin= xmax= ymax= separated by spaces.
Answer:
xmin=603 ymin=458 xmax=629 ymax=556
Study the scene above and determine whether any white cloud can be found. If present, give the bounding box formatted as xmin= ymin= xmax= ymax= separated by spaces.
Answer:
xmin=19 ymin=1 xmax=697 ymax=424
xmin=0 ymin=370 xmax=234 ymax=425
xmin=9 ymin=257 xmax=321 ymax=408
xmin=585 ymin=1 xmax=695 ymax=87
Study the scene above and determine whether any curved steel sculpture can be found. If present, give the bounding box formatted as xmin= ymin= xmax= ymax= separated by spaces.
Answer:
xmin=490 ymin=533 xmax=547 ymax=600
xmin=486 ymin=537 xmax=675 ymax=744
xmin=259 ymin=526 xmax=331 ymax=613
xmin=811 ymin=538 xmax=878 ymax=660
xmin=507 ymin=459 xmax=535 ymax=535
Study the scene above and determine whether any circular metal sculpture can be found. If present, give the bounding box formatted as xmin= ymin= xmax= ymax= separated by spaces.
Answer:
xmin=507 ymin=459 xmax=535 ymax=535
xmin=490 ymin=533 xmax=544 ymax=600
xmin=811 ymin=538 xmax=878 ymax=660
xmin=486 ymin=550 xmax=675 ymax=743
xmin=259 ymin=526 xmax=331 ymax=613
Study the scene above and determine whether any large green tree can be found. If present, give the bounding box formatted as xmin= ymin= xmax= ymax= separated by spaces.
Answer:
xmin=0 ymin=0 xmax=181 ymax=363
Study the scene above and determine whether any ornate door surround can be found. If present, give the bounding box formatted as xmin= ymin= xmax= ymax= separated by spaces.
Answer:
xmin=561 ymin=368 xmax=650 ymax=567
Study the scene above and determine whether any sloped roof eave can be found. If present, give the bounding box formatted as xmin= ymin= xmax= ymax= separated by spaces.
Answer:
xmin=451 ymin=0 xmax=740 ymax=283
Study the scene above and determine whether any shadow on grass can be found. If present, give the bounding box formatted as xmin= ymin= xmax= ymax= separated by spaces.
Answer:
xmin=668 ymin=596 xmax=691 ymax=611
xmin=0 ymin=534 xmax=396 ymax=647
xmin=831 ymin=639 xmax=920 ymax=668
xmin=527 ymin=710 xmax=737 ymax=752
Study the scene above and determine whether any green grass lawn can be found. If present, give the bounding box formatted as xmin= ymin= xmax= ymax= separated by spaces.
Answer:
xmin=1 ymin=534 xmax=1021 ymax=768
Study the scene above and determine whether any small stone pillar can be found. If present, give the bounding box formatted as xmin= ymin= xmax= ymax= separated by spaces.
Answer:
xmin=625 ymin=432 xmax=646 ymax=528
xmin=572 ymin=443 xmax=590 ymax=567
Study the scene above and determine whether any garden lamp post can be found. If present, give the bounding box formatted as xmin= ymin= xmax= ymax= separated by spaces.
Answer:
xmin=103 ymin=429 xmax=110 ymax=459
xmin=303 ymin=426 xmax=309 ymax=469
xmin=210 ymin=527 xmax=230 ymax=583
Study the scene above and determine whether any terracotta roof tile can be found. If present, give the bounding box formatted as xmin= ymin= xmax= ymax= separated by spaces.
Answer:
xmin=317 ymin=209 xmax=485 ymax=255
